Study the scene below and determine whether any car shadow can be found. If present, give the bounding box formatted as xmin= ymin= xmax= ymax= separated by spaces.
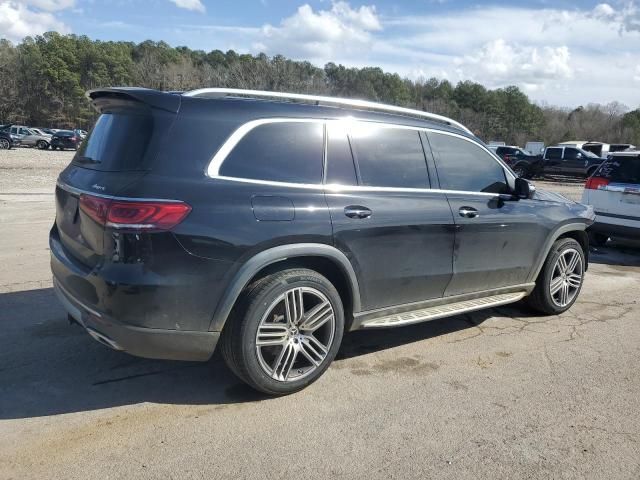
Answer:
xmin=0 ymin=287 xmax=537 ymax=419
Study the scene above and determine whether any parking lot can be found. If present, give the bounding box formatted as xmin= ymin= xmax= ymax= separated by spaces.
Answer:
xmin=1 ymin=148 xmax=639 ymax=479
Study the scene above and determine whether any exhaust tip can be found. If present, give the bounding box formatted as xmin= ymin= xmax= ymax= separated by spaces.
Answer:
xmin=86 ymin=327 xmax=123 ymax=351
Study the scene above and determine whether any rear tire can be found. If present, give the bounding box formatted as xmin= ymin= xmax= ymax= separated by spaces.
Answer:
xmin=527 ymin=238 xmax=585 ymax=315
xmin=0 ymin=138 xmax=10 ymax=150
xmin=220 ymin=268 xmax=344 ymax=395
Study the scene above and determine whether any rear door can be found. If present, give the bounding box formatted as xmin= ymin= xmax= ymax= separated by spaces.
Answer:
xmin=324 ymin=121 xmax=455 ymax=311
xmin=544 ymin=147 xmax=563 ymax=173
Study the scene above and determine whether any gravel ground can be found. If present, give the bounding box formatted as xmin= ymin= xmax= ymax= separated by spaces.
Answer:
xmin=0 ymin=147 xmax=74 ymax=193
xmin=2 ymin=149 xmax=639 ymax=480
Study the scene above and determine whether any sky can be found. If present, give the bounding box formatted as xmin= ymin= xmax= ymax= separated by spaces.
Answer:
xmin=1 ymin=0 xmax=639 ymax=108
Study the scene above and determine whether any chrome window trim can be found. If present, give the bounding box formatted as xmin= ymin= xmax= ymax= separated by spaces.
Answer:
xmin=206 ymin=117 xmax=515 ymax=188
xmin=55 ymin=180 xmax=184 ymax=203
xmin=210 ymin=176 xmax=507 ymax=198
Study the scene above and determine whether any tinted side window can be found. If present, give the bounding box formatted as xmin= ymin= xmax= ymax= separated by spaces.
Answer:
xmin=326 ymin=125 xmax=357 ymax=185
xmin=564 ymin=148 xmax=580 ymax=160
xmin=546 ymin=148 xmax=562 ymax=160
xmin=220 ymin=122 xmax=324 ymax=184
xmin=349 ymin=126 xmax=429 ymax=188
xmin=429 ymin=133 xmax=509 ymax=194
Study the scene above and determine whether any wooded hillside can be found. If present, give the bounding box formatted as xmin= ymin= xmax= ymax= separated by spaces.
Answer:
xmin=1 ymin=32 xmax=638 ymax=146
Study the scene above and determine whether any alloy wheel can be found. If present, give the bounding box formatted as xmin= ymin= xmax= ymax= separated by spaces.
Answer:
xmin=549 ymin=248 xmax=583 ymax=307
xmin=255 ymin=287 xmax=335 ymax=382
xmin=0 ymin=138 xmax=9 ymax=150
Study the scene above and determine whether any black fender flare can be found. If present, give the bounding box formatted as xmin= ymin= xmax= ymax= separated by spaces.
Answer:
xmin=208 ymin=244 xmax=361 ymax=332
xmin=527 ymin=222 xmax=590 ymax=283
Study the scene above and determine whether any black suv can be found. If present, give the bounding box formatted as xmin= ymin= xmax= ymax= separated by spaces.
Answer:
xmin=51 ymin=88 xmax=594 ymax=394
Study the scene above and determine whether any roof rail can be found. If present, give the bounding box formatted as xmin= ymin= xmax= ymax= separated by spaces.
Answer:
xmin=182 ymin=88 xmax=472 ymax=134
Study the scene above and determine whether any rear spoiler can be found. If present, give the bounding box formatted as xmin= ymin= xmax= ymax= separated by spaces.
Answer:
xmin=87 ymin=88 xmax=181 ymax=114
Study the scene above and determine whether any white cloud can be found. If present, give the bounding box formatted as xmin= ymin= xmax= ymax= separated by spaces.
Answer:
xmin=0 ymin=1 xmax=70 ymax=42
xmin=169 ymin=0 xmax=205 ymax=13
xmin=454 ymin=40 xmax=572 ymax=88
xmin=169 ymin=1 xmax=640 ymax=107
xmin=22 ymin=0 xmax=75 ymax=11
xmin=257 ymin=2 xmax=381 ymax=61
xmin=634 ymin=65 xmax=640 ymax=82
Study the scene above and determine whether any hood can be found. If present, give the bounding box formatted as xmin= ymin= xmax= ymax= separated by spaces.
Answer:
xmin=532 ymin=187 xmax=575 ymax=204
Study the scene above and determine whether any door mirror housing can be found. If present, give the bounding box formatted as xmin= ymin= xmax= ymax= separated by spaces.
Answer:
xmin=514 ymin=177 xmax=535 ymax=199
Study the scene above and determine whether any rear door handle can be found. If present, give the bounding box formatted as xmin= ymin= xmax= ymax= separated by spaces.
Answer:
xmin=459 ymin=207 xmax=479 ymax=218
xmin=344 ymin=205 xmax=372 ymax=219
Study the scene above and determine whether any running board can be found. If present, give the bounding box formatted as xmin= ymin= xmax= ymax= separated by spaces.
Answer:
xmin=360 ymin=292 xmax=527 ymax=328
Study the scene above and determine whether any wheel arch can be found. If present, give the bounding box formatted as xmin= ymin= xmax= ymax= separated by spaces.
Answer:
xmin=528 ymin=223 xmax=590 ymax=283
xmin=208 ymin=244 xmax=361 ymax=332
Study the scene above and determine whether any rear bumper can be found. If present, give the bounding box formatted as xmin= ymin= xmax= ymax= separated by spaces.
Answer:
xmin=54 ymin=276 xmax=219 ymax=361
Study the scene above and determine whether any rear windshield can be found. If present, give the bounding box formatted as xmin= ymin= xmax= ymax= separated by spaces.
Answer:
xmin=73 ymin=112 xmax=152 ymax=171
xmin=56 ymin=131 xmax=74 ymax=137
xmin=597 ymin=156 xmax=640 ymax=184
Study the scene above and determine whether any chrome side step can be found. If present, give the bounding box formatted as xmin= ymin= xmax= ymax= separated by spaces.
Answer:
xmin=360 ymin=292 xmax=526 ymax=328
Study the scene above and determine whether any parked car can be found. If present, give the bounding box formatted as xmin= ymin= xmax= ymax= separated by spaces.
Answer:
xmin=51 ymin=87 xmax=594 ymax=394
xmin=51 ymin=130 xmax=82 ymax=150
xmin=0 ymin=124 xmax=16 ymax=149
xmin=37 ymin=127 xmax=58 ymax=135
xmin=582 ymin=151 xmax=640 ymax=245
xmin=541 ymin=146 xmax=604 ymax=177
xmin=491 ymin=145 xmax=542 ymax=178
xmin=10 ymin=126 xmax=51 ymax=149
xmin=74 ymin=129 xmax=88 ymax=139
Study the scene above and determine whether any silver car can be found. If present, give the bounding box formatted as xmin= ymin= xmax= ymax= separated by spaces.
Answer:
xmin=10 ymin=126 xmax=51 ymax=149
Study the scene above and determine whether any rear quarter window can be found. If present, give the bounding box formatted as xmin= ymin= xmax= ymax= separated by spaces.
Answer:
xmin=74 ymin=112 xmax=153 ymax=171
xmin=597 ymin=156 xmax=640 ymax=183
xmin=219 ymin=121 xmax=324 ymax=184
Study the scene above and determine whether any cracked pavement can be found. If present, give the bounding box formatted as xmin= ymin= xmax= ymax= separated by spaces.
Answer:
xmin=1 ymin=150 xmax=639 ymax=479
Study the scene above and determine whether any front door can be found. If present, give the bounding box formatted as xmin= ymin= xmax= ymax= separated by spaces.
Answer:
xmin=324 ymin=121 xmax=455 ymax=311
xmin=427 ymin=131 xmax=548 ymax=296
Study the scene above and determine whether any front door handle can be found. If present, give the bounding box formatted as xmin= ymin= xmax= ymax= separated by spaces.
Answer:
xmin=344 ymin=205 xmax=372 ymax=219
xmin=459 ymin=206 xmax=479 ymax=218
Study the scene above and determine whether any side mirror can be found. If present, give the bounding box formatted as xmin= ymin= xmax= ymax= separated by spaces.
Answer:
xmin=576 ymin=153 xmax=583 ymax=159
xmin=514 ymin=177 xmax=535 ymax=199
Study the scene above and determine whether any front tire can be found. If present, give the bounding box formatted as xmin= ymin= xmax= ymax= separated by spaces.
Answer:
xmin=220 ymin=268 xmax=344 ymax=395
xmin=0 ymin=138 xmax=10 ymax=150
xmin=37 ymin=140 xmax=49 ymax=150
xmin=527 ymin=238 xmax=585 ymax=315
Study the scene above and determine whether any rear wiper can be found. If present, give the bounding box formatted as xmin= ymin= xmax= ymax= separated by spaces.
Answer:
xmin=74 ymin=155 xmax=99 ymax=164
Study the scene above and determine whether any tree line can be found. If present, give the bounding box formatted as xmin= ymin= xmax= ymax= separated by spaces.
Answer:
xmin=1 ymin=32 xmax=639 ymax=147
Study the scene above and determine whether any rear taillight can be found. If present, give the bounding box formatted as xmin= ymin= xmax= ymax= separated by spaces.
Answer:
xmin=79 ymin=194 xmax=191 ymax=230
xmin=585 ymin=177 xmax=609 ymax=190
